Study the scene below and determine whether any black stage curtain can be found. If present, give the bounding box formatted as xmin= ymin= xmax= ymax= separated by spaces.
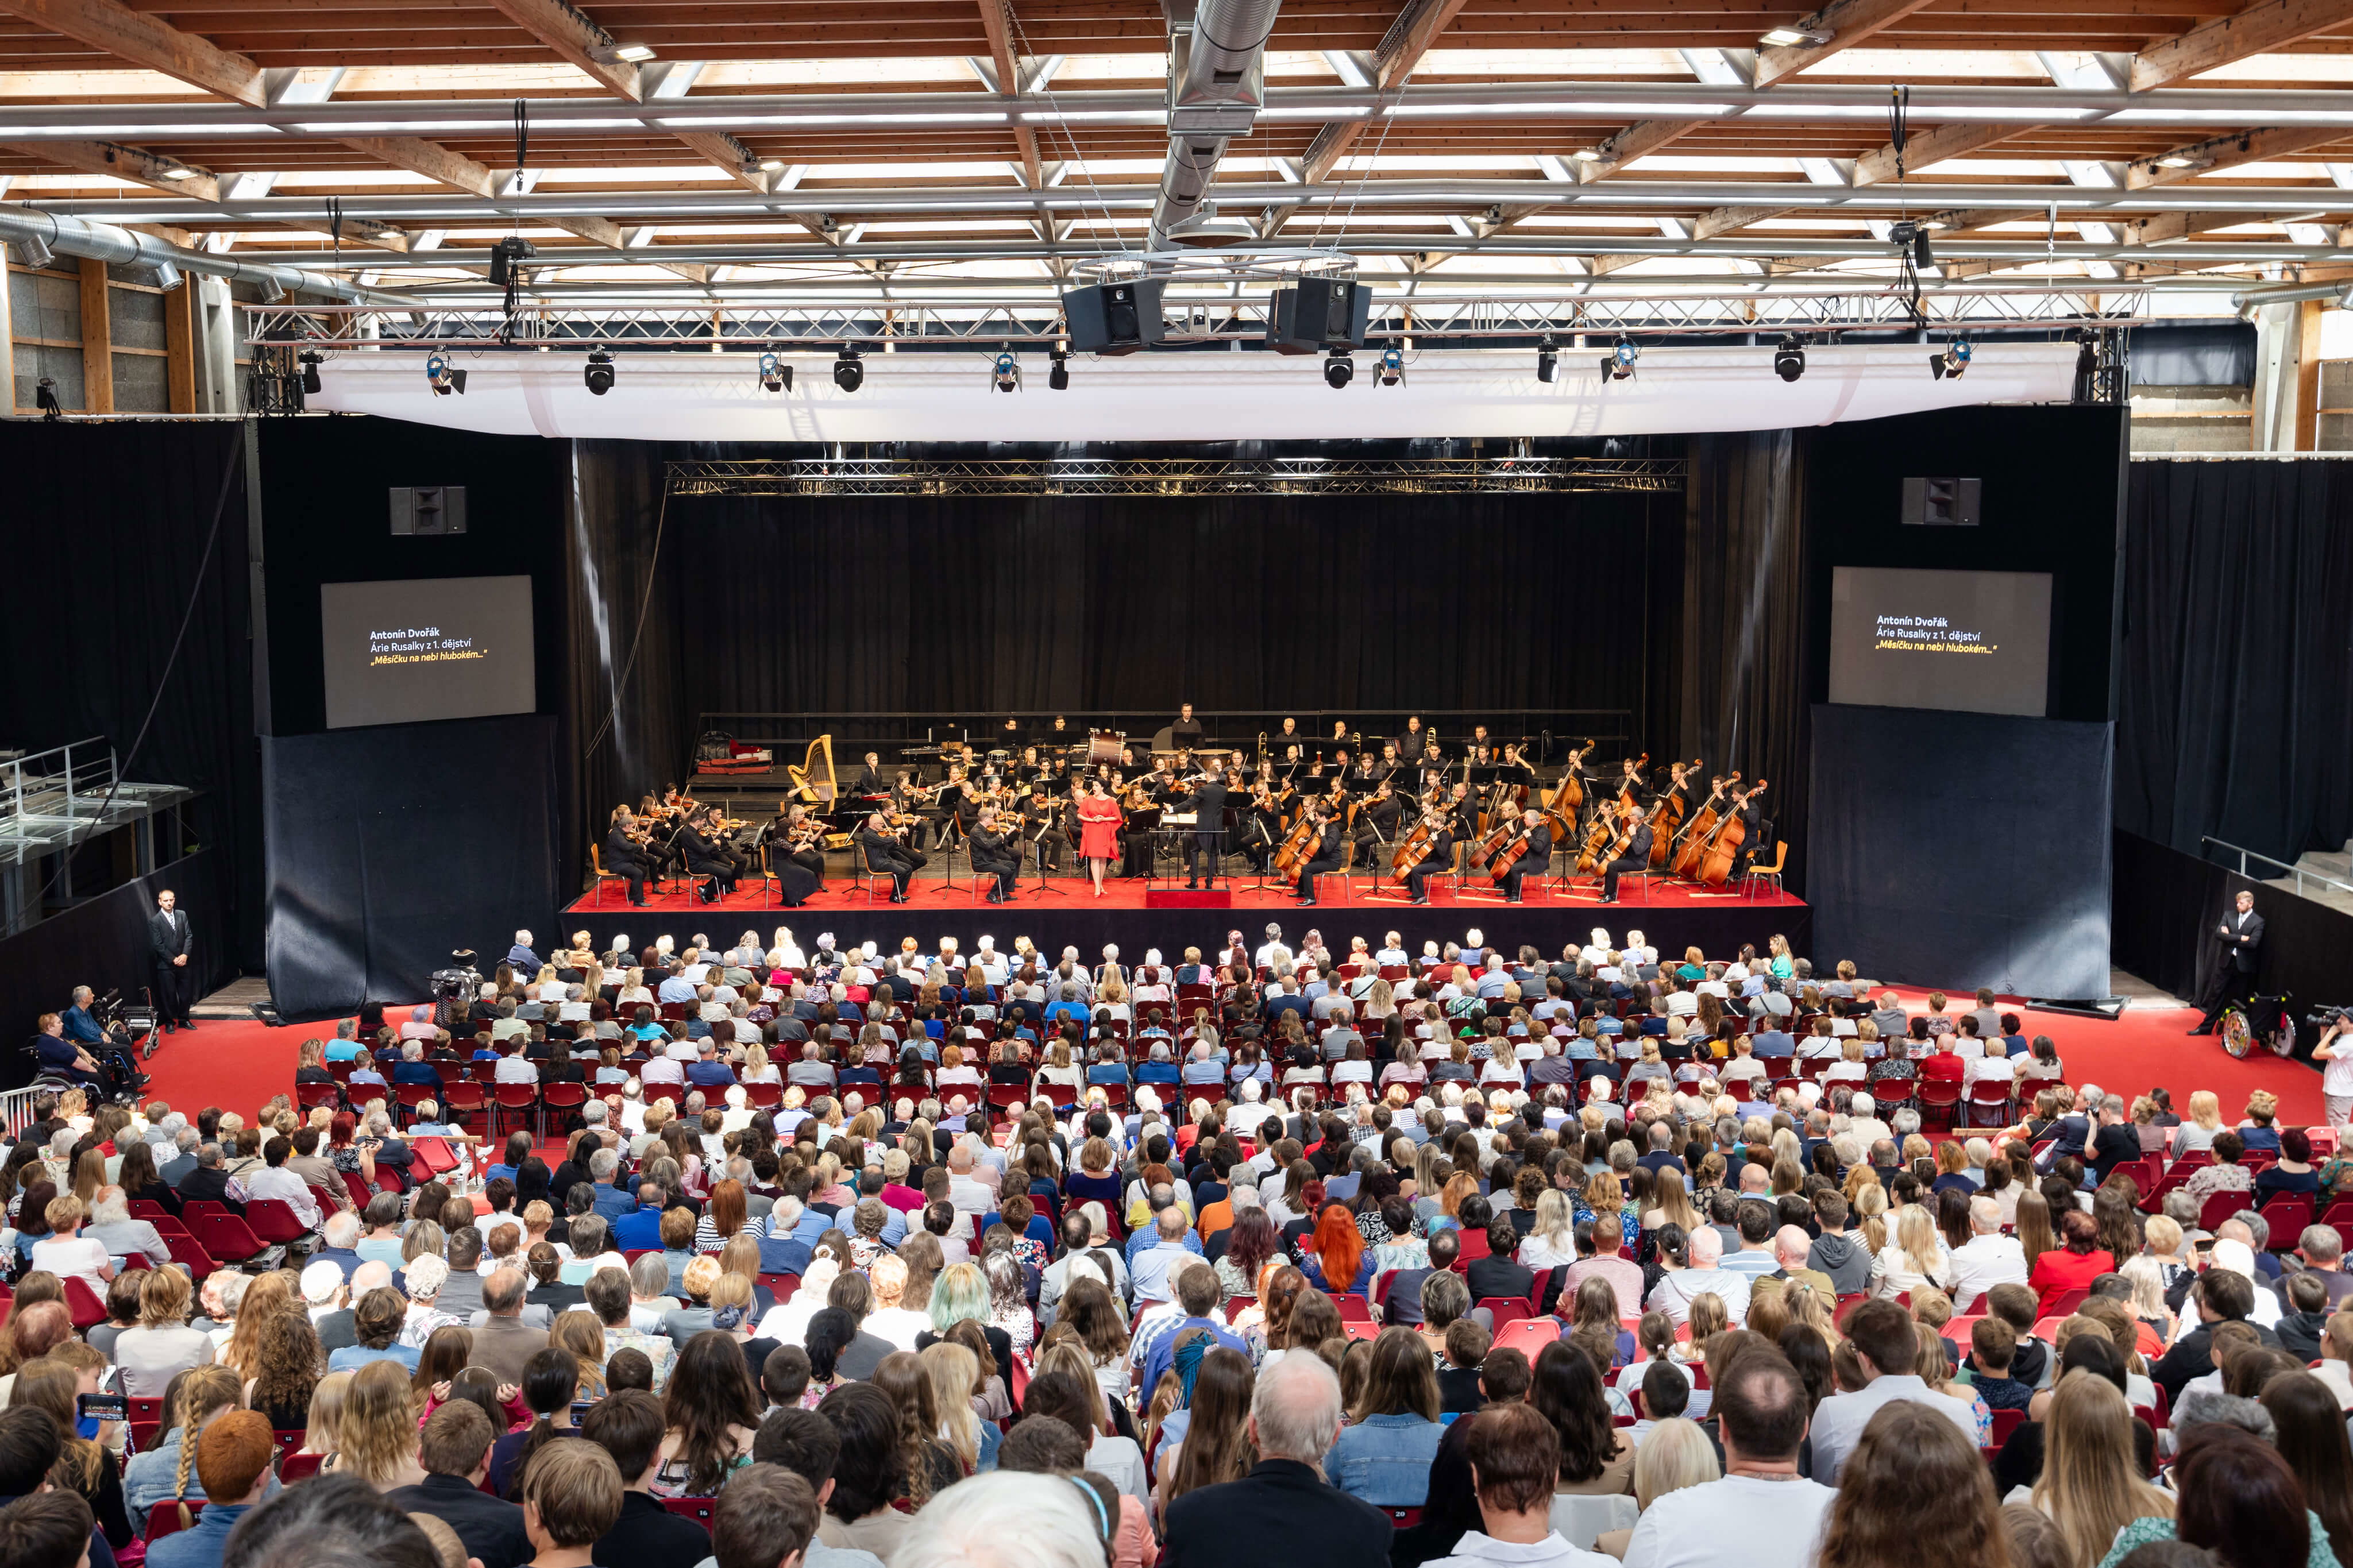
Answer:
xmin=665 ymin=491 xmax=1665 ymax=722
xmin=1680 ymin=431 xmax=1812 ymax=891
xmin=0 ymin=421 xmax=262 ymax=970
xmin=566 ymin=441 xmax=689 ymax=859
xmin=2117 ymin=459 xmax=2353 ymax=870
xmin=1809 ymin=703 xmax=2113 ymax=998
xmin=263 ymin=715 xmax=558 ymax=1021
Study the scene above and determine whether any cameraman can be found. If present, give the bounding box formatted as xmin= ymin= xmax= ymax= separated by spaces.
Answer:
xmin=2316 ymin=1011 xmax=2353 ymax=1128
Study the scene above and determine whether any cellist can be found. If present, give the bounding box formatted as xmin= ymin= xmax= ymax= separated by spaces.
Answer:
xmin=1293 ymin=802 xmax=1347 ymax=907
xmin=1401 ymin=802 xmax=1456 ymax=907
xmin=1498 ymin=805 xmax=1553 ymax=905
xmin=1600 ymin=798 xmax=1657 ymax=905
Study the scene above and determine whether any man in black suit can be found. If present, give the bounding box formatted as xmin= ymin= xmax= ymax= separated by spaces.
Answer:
xmin=967 ymin=808 xmax=1021 ymax=904
xmin=149 ymin=887 xmax=195 ymax=1032
xmin=1465 ymin=1216 xmax=1538 ymax=1307
xmin=1160 ymin=1353 xmax=1391 ymax=1568
xmin=2193 ymin=888 xmax=2267 ymax=1034
xmin=1176 ymin=770 xmax=1232 ymax=890
xmin=1498 ymin=806 xmax=1553 ymax=905
xmin=1599 ymin=801 xmax=1656 ymax=905
xmin=1403 ymin=812 xmax=1454 ymax=906
xmin=856 ymin=813 xmax=919 ymax=903
xmin=385 ymin=1401 xmax=531 ymax=1568
xmin=1294 ymin=806 xmax=1345 ymax=907
xmin=679 ymin=811 xmax=738 ymax=903
xmin=603 ymin=805 xmax=650 ymax=906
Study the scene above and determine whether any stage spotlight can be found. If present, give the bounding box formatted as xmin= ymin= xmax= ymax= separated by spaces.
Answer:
xmin=298 ymin=350 xmax=323 ymax=395
xmin=990 ymin=347 xmax=1021 ymax=393
xmin=1536 ymin=338 xmax=1558 ymax=383
xmin=488 ymin=235 xmax=535 ymax=288
xmin=1600 ymin=334 xmax=1638 ymax=381
xmin=1930 ymin=338 xmax=1972 ymax=380
xmin=832 ymin=346 xmax=863 ymax=392
xmin=757 ymin=350 xmax=791 ymax=393
xmin=424 ymin=353 xmax=466 ymax=397
xmin=1773 ymin=335 xmax=1805 ymax=383
xmin=584 ymin=349 xmax=615 ymax=396
xmin=1376 ymin=346 xmax=1403 ymax=387
xmin=1323 ymin=349 xmax=1353 ymax=389
xmin=1047 ymin=349 xmax=1070 ymax=391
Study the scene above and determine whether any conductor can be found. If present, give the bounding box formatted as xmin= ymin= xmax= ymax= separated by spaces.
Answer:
xmin=1174 ymin=769 xmax=1231 ymax=891
xmin=2191 ymin=888 xmax=2266 ymax=1036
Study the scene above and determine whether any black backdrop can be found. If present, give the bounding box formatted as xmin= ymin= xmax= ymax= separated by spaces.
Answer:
xmin=669 ymin=491 xmax=1669 ymax=717
xmin=2116 ymin=459 xmax=2353 ymax=870
xmin=0 ymin=420 xmax=260 ymax=979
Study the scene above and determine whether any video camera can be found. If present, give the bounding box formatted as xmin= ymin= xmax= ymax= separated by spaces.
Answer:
xmin=430 ymin=949 xmax=483 ymax=1030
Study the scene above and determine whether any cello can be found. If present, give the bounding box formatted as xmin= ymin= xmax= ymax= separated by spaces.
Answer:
xmin=1271 ymin=812 xmax=1321 ymax=879
xmin=1696 ymin=781 xmax=1766 ymax=888
xmin=1575 ymin=751 xmax=1645 ymax=875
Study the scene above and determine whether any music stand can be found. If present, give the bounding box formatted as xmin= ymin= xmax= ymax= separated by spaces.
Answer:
xmin=1024 ymin=815 xmax=1068 ymax=898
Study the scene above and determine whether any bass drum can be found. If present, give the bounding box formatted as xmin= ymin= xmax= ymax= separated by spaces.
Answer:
xmin=1087 ymin=730 xmax=1125 ymax=766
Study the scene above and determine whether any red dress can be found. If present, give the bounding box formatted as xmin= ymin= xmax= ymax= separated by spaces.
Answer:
xmin=1077 ymin=796 xmax=1123 ymax=861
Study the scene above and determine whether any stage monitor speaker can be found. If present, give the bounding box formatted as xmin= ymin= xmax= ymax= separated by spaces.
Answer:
xmin=389 ymin=485 xmax=467 ymax=536
xmin=1062 ymin=280 xmax=1167 ymax=356
xmin=1900 ymin=476 xmax=1981 ymax=527
xmin=1266 ymin=278 xmax=1371 ymax=356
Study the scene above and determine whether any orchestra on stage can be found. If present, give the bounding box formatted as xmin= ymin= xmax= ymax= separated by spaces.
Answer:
xmin=593 ymin=713 xmax=1775 ymax=909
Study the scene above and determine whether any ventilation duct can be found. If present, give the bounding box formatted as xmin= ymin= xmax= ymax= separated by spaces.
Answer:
xmin=1152 ymin=0 xmax=1283 ymax=244
xmin=0 ymin=201 xmax=412 ymax=304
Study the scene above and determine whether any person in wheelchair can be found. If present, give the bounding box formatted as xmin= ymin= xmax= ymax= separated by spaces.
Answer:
xmin=31 ymin=1010 xmax=141 ymax=1102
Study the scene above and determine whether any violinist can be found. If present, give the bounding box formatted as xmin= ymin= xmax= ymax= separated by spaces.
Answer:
xmin=679 ymin=808 xmax=739 ymax=905
xmin=933 ymin=765 xmax=980 ymax=851
xmin=968 ymin=807 xmax=1021 ymax=904
xmin=856 ymin=811 xmax=919 ymax=903
xmin=777 ymin=803 xmax=828 ymax=899
xmin=1170 ymin=767 xmax=1232 ymax=891
xmin=603 ymin=805 xmax=650 ymax=906
xmin=1293 ymin=802 xmax=1347 ymax=907
xmin=1498 ymin=805 xmax=1553 ymax=905
xmin=1354 ymin=777 xmax=1403 ymax=854
xmin=1240 ymin=781 xmax=1283 ymax=872
xmin=851 ymin=752 xmax=890 ymax=798
xmin=1600 ymin=800 xmax=1656 ymax=905
xmin=1075 ymin=778 xmax=1123 ymax=898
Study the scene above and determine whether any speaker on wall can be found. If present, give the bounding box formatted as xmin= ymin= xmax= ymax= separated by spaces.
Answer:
xmin=389 ymin=486 xmax=468 ymax=536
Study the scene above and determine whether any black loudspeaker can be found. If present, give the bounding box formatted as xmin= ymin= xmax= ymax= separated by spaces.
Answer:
xmin=1900 ymin=476 xmax=1982 ymax=527
xmin=1062 ymin=280 xmax=1167 ymax=356
xmin=1266 ymin=279 xmax=1371 ymax=356
xmin=389 ymin=486 xmax=467 ymax=536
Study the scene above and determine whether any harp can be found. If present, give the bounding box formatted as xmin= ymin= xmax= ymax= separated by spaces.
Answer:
xmin=785 ymin=735 xmax=853 ymax=847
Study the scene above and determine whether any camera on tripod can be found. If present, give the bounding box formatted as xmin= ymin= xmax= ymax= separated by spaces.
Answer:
xmin=431 ymin=949 xmax=484 ymax=1031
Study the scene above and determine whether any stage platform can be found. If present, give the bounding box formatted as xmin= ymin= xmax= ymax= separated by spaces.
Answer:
xmin=556 ymin=869 xmax=1809 ymax=967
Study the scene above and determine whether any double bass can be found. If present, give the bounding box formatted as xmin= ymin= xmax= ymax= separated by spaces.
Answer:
xmin=1649 ymin=758 xmax=1703 ymax=867
xmin=1671 ymin=773 xmax=1738 ymax=880
xmin=1696 ymin=781 xmax=1766 ymax=889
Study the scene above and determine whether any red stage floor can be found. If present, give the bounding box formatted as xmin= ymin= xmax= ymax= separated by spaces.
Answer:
xmin=561 ymin=870 xmax=1806 ymax=916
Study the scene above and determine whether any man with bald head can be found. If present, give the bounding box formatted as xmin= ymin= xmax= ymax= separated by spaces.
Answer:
xmin=1773 ymin=1226 xmax=1835 ymax=1308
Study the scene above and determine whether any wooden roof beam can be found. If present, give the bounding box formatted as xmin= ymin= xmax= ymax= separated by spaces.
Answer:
xmin=1753 ymin=0 xmax=1942 ymax=88
xmin=1302 ymin=0 xmax=1470 ymax=184
xmin=2130 ymin=0 xmax=2353 ymax=93
xmin=976 ymin=1 xmax=1042 ymax=190
xmin=0 ymin=0 xmax=263 ymax=105
xmin=479 ymin=0 xmax=642 ymax=102
xmin=3 ymin=138 xmax=218 ymax=202
xmin=2126 ymin=126 xmax=2345 ymax=188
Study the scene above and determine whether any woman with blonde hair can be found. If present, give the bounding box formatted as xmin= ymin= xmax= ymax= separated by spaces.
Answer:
xmin=919 ymin=1339 xmax=994 ymax=1474
xmin=1518 ymin=1189 xmax=1580 ymax=1272
xmin=1644 ymin=1167 xmax=1704 ymax=1237
xmin=2173 ymin=1091 xmax=2225 ymax=1158
xmin=1851 ymin=1180 xmax=1891 ymax=1257
xmin=1871 ymin=1205 xmax=1951 ymax=1299
xmin=123 ymin=1361 xmax=244 ymax=1519
xmin=2030 ymin=1371 xmax=2171 ymax=1568
xmin=301 ymin=1369 xmax=350 ymax=1458
xmin=337 ymin=1357 xmax=427 ymax=1490
xmin=1594 ymin=1416 xmax=1720 ymax=1557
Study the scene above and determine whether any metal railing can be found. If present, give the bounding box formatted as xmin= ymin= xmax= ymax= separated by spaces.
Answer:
xmin=0 ymin=1085 xmax=52 ymax=1143
xmin=2201 ymin=835 xmax=2353 ymax=899
xmin=0 ymin=737 xmax=122 ymax=866
xmin=668 ymin=455 xmax=1685 ymax=498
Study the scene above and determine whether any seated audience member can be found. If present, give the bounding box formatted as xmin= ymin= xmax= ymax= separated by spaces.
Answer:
xmin=382 ymin=1401 xmax=531 ymax=1568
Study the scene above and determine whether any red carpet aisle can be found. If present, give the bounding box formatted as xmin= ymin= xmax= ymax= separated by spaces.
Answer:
xmin=139 ymin=988 xmax=2323 ymax=1129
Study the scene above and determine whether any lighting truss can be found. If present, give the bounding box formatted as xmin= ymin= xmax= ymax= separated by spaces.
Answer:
xmin=242 ymin=287 xmax=2149 ymax=352
xmin=665 ymin=456 xmax=1687 ymax=499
